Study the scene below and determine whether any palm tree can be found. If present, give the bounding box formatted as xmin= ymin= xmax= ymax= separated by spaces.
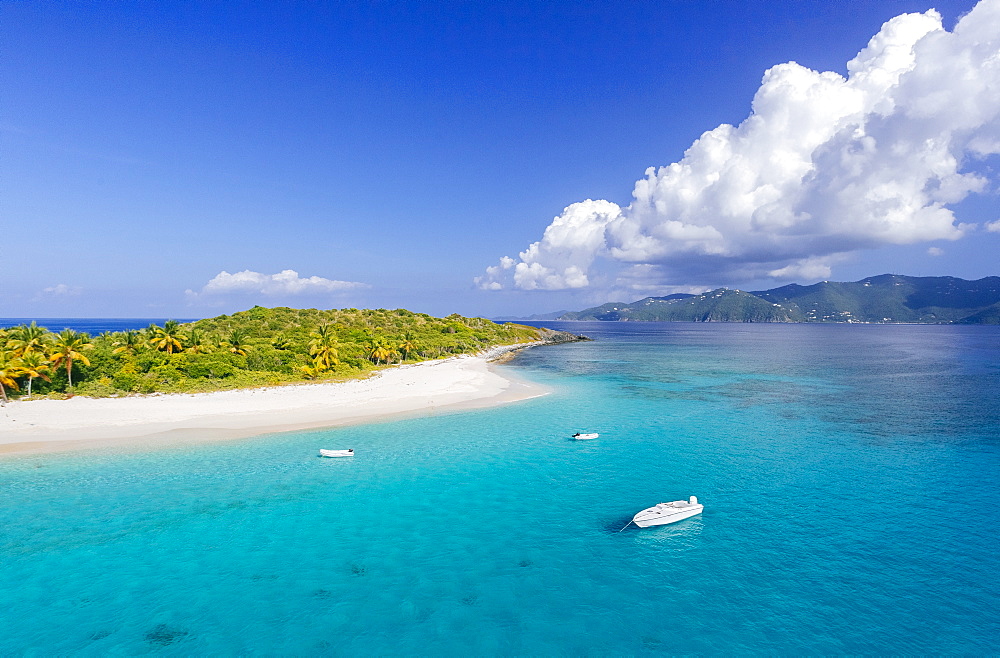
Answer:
xmin=8 ymin=321 xmax=50 ymax=357
xmin=17 ymin=351 xmax=51 ymax=398
xmin=271 ymin=334 xmax=292 ymax=351
xmin=0 ymin=350 xmax=23 ymax=402
xmin=149 ymin=320 xmax=184 ymax=354
xmin=398 ymin=334 xmax=418 ymax=363
xmin=224 ymin=329 xmax=249 ymax=356
xmin=298 ymin=363 xmax=326 ymax=380
xmin=185 ymin=328 xmax=211 ymax=354
xmin=49 ymin=329 xmax=94 ymax=389
xmin=367 ymin=339 xmax=393 ymax=365
xmin=308 ymin=324 xmax=340 ymax=369
xmin=112 ymin=329 xmax=144 ymax=355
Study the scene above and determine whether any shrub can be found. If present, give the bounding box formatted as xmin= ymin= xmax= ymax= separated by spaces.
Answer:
xmin=138 ymin=374 xmax=159 ymax=394
xmin=76 ymin=379 xmax=118 ymax=398
xmin=183 ymin=354 xmax=237 ymax=379
xmin=112 ymin=372 xmax=140 ymax=392
xmin=150 ymin=365 xmax=184 ymax=384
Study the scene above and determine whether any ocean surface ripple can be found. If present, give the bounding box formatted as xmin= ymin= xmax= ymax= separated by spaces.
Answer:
xmin=1 ymin=322 xmax=998 ymax=654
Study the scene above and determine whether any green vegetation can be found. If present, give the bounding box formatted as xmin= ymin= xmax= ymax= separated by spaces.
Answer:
xmin=754 ymin=274 xmax=1000 ymax=323
xmin=562 ymin=290 xmax=796 ymax=322
xmin=560 ymin=275 xmax=1000 ymax=323
xmin=0 ymin=307 xmax=543 ymax=400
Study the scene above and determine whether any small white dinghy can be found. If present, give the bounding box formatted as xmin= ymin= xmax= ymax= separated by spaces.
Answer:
xmin=319 ymin=449 xmax=355 ymax=458
xmin=572 ymin=432 xmax=599 ymax=440
xmin=631 ymin=496 xmax=703 ymax=528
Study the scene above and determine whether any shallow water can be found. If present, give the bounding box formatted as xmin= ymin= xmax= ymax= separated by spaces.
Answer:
xmin=1 ymin=323 xmax=998 ymax=654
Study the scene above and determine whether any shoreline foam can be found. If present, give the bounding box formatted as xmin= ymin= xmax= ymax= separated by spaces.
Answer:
xmin=0 ymin=355 xmax=550 ymax=457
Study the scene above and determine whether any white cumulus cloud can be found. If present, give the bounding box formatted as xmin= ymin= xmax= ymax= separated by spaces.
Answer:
xmin=187 ymin=269 xmax=369 ymax=298
xmin=480 ymin=0 xmax=1000 ymax=292
xmin=40 ymin=283 xmax=82 ymax=296
xmin=768 ymin=256 xmax=842 ymax=280
xmin=986 ymin=219 xmax=1000 ymax=232
xmin=476 ymin=200 xmax=622 ymax=291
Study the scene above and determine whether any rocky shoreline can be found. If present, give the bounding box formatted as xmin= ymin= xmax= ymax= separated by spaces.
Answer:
xmin=484 ymin=329 xmax=591 ymax=363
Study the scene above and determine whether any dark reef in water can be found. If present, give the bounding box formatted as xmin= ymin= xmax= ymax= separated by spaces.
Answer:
xmin=144 ymin=624 xmax=189 ymax=646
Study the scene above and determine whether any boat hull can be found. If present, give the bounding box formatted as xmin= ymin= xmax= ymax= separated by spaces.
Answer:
xmin=319 ymin=449 xmax=354 ymax=458
xmin=632 ymin=503 xmax=703 ymax=527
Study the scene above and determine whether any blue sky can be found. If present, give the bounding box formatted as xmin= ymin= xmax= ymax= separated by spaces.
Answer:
xmin=3 ymin=0 xmax=997 ymax=319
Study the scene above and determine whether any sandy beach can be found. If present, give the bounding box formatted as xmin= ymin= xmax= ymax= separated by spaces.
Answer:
xmin=0 ymin=355 xmax=549 ymax=456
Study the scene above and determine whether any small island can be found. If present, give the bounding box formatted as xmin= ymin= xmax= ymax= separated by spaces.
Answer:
xmin=0 ymin=307 xmax=589 ymax=454
xmin=0 ymin=306 xmax=576 ymax=402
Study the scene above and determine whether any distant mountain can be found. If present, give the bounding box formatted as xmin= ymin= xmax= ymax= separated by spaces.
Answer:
xmin=552 ymin=275 xmax=1000 ymax=324
xmin=560 ymin=290 xmax=797 ymax=322
xmin=955 ymin=302 xmax=1000 ymax=324
xmin=494 ymin=310 xmax=572 ymax=322
xmin=752 ymin=274 xmax=1000 ymax=323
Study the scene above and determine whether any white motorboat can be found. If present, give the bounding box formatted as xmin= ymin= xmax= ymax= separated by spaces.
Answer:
xmin=572 ymin=432 xmax=599 ymax=440
xmin=631 ymin=496 xmax=703 ymax=527
xmin=319 ymin=449 xmax=355 ymax=458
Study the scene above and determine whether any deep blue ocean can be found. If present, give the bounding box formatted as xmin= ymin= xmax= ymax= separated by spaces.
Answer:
xmin=1 ymin=322 xmax=998 ymax=654
xmin=0 ymin=319 xmax=198 ymax=334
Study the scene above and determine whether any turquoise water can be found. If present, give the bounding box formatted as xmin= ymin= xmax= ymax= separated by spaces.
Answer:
xmin=2 ymin=323 xmax=998 ymax=654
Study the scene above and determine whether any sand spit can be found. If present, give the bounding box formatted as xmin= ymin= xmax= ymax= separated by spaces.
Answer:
xmin=0 ymin=355 xmax=550 ymax=456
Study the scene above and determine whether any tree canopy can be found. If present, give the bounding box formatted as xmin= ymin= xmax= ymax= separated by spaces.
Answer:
xmin=0 ymin=306 xmax=542 ymax=400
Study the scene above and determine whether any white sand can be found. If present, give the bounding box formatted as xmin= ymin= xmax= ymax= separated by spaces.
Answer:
xmin=0 ymin=356 xmax=549 ymax=456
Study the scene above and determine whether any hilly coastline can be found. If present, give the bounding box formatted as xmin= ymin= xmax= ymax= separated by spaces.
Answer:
xmin=545 ymin=275 xmax=1000 ymax=324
